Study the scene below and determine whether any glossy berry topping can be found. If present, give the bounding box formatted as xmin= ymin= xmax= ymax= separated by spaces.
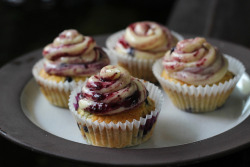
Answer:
xmin=77 ymin=65 xmax=148 ymax=115
xmin=43 ymin=29 xmax=109 ymax=77
xmin=163 ymin=37 xmax=228 ymax=85
xmin=115 ymin=21 xmax=177 ymax=59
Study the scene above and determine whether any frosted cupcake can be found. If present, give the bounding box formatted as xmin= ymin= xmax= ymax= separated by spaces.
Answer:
xmin=32 ymin=29 xmax=110 ymax=108
xmin=106 ymin=21 xmax=183 ymax=83
xmin=153 ymin=37 xmax=245 ymax=112
xmin=69 ymin=65 xmax=163 ymax=148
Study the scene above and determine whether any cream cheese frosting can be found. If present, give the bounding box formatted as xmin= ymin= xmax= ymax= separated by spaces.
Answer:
xmin=77 ymin=65 xmax=148 ymax=115
xmin=115 ymin=21 xmax=177 ymax=59
xmin=162 ymin=37 xmax=228 ymax=85
xmin=43 ymin=29 xmax=110 ymax=76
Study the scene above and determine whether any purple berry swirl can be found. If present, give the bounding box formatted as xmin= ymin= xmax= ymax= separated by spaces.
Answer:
xmin=43 ymin=29 xmax=110 ymax=76
xmin=77 ymin=65 xmax=148 ymax=115
xmin=162 ymin=37 xmax=228 ymax=85
xmin=115 ymin=21 xmax=177 ymax=59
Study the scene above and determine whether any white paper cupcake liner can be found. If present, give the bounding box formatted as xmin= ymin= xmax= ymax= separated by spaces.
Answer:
xmin=106 ymin=30 xmax=184 ymax=83
xmin=32 ymin=48 xmax=116 ymax=108
xmin=153 ymin=54 xmax=245 ymax=112
xmin=68 ymin=80 xmax=163 ymax=148
xmin=32 ymin=59 xmax=85 ymax=107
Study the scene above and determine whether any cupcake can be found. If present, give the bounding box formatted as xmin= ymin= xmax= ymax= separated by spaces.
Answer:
xmin=153 ymin=37 xmax=245 ymax=112
xmin=32 ymin=29 xmax=110 ymax=108
xmin=106 ymin=21 xmax=183 ymax=83
xmin=69 ymin=65 xmax=163 ymax=148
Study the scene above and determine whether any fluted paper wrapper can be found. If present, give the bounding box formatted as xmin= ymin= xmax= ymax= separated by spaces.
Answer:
xmin=32 ymin=59 xmax=85 ymax=108
xmin=106 ymin=30 xmax=183 ymax=83
xmin=68 ymin=81 xmax=163 ymax=148
xmin=153 ymin=55 xmax=245 ymax=113
xmin=32 ymin=49 xmax=115 ymax=108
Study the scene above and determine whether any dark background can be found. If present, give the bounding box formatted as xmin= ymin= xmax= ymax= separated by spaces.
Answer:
xmin=0 ymin=0 xmax=250 ymax=166
xmin=0 ymin=0 xmax=175 ymax=67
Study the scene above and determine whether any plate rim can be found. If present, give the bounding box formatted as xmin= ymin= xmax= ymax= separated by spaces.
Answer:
xmin=0 ymin=35 xmax=250 ymax=166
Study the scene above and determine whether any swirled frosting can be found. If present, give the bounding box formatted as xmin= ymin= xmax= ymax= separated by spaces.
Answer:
xmin=77 ymin=65 xmax=148 ymax=115
xmin=162 ymin=37 xmax=228 ymax=85
xmin=43 ymin=29 xmax=110 ymax=76
xmin=115 ymin=21 xmax=177 ymax=59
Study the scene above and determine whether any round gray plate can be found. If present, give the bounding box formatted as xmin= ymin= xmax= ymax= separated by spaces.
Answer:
xmin=0 ymin=35 xmax=250 ymax=166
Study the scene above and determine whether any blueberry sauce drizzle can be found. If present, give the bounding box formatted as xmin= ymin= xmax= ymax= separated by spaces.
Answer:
xmin=84 ymin=90 xmax=141 ymax=114
xmin=118 ymin=38 xmax=129 ymax=49
xmin=74 ymin=65 xmax=149 ymax=115
xmin=59 ymin=47 xmax=104 ymax=69
xmin=117 ymin=37 xmax=135 ymax=57
xmin=86 ymin=79 xmax=117 ymax=91
xmin=44 ymin=37 xmax=94 ymax=61
xmin=74 ymin=90 xmax=149 ymax=115
xmin=45 ymin=48 xmax=109 ymax=76
xmin=100 ymin=72 xmax=119 ymax=82
xmin=74 ymin=93 xmax=83 ymax=110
